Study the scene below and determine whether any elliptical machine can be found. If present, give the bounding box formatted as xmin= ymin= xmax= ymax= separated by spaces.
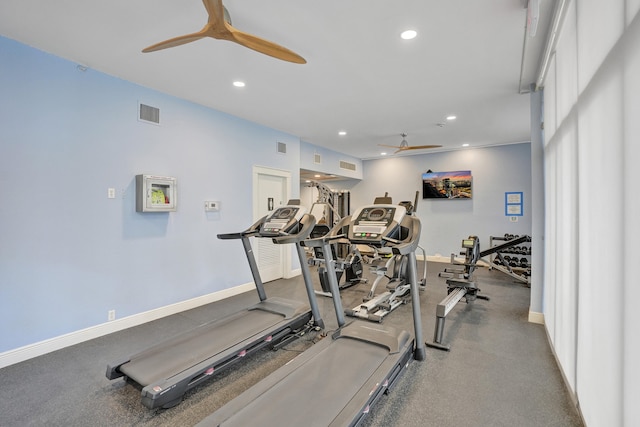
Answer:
xmin=345 ymin=193 xmax=427 ymax=322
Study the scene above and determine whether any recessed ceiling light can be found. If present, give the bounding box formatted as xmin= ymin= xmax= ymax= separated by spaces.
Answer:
xmin=381 ymin=152 xmax=387 ymax=156
xmin=462 ymin=143 xmax=470 ymax=147
xmin=233 ymin=81 xmax=245 ymax=87
xmin=314 ymin=174 xmax=321 ymax=178
xmin=446 ymin=115 xmax=457 ymax=121
xmin=338 ymin=131 xmax=347 ymax=136
xmin=400 ymin=30 xmax=417 ymax=40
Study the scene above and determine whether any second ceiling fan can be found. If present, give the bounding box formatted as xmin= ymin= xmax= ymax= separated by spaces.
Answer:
xmin=142 ymin=0 xmax=306 ymax=64
xmin=379 ymin=133 xmax=442 ymax=154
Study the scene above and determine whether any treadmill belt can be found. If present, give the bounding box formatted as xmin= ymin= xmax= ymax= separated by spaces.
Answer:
xmin=209 ymin=338 xmax=390 ymax=426
xmin=120 ymin=309 xmax=284 ymax=385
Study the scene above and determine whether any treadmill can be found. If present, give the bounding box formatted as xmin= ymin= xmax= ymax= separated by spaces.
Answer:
xmin=197 ymin=203 xmax=426 ymax=427
xmin=106 ymin=201 xmax=324 ymax=409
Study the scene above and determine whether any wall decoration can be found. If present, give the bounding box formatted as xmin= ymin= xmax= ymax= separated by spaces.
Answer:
xmin=505 ymin=191 xmax=523 ymax=216
xmin=422 ymin=170 xmax=472 ymax=199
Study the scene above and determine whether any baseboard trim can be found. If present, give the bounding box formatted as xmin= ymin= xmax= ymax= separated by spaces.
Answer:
xmin=544 ymin=323 xmax=585 ymax=425
xmin=528 ymin=311 xmax=545 ymax=324
xmin=0 ymin=282 xmax=255 ymax=369
xmin=426 ymin=255 xmax=491 ymax=268
xmin=284 ymin=268 xmax=302 ymax=279
xmin=427 ymin=255 xmax=451 ymax=263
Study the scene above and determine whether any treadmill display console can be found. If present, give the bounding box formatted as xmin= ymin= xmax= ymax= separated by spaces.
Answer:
xmin=349 ymin=205 xmax=406 ymax=244
xmin=261 ymin=206 xmax=306 ymax=236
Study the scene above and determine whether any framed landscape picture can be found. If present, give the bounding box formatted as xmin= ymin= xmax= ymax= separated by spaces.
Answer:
xmin=422 ymin=170 xmax=472 ymax=199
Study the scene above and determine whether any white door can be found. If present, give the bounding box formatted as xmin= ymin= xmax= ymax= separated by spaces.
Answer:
xmin=254 ymin=167 xmax=290 ymax=282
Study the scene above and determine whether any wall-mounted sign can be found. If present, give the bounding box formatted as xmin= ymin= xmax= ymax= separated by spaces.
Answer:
xmin=505 ymin=192 xmax=523 ymax=216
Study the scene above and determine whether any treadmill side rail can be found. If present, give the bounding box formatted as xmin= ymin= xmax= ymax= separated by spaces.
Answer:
xmin=247 ymin=297 xmax=308 ymax=319
xmin=105 ymin=358 xmax=130 ymax=380
xmin=332 ymin=323 xmax=411 ymax=354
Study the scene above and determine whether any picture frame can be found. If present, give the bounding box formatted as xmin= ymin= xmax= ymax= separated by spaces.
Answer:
xmin=422 ymin=170 xmax=472 ymax=199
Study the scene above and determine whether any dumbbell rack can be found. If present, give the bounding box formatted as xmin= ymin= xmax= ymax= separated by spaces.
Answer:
xmin=485 ymin=234 xmax=531 ymax=286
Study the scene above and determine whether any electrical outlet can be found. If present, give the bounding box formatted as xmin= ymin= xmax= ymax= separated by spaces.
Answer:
xmin=108 ymin=188 xmax=116 ymax=199
xmin=108 ymin=310 xmax=116 ymax=321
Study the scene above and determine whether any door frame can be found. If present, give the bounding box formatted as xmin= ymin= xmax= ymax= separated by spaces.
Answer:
xmin=252 ymin=165 xmax=295 ymax=278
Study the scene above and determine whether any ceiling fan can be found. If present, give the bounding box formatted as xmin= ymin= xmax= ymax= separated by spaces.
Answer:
xmin=379 ymin=133 xmax=442 ymax=154
xmin=142 ymin=0 xmax=306 ymax=64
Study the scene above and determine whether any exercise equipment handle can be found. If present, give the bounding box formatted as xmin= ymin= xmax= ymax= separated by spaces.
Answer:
xmin=391 ymin=217 xmax=421 ymax=255
xmin=302 ymin=233 xmax=346 ymax=248
xmin=273 ymin=214 xmax=316 ymax=244
xmin=217 ymin=215 xmax=267 ymax=240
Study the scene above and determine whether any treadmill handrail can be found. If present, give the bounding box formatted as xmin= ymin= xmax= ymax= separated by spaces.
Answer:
xmin=302 ymin=214 xmax=352 ymax=249
xmin=217 ymin=215 xmax=267 ymax=240
xmin=301 ymin=232 xmax=347 ymax=248
xmin=391 ymin=216 xmax=421 ymax=255
xmin=272 ymin=214 xmax=316 ymax=245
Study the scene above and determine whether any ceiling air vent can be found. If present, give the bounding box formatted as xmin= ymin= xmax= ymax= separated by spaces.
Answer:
xmin=139 ymin=103 xmax=160 ymax=124
xmin=339 ymin=160 xmax=357 ymax=171
xmin=314 ymin=153 xmax=322 ymax=164
xmin=277 ymin=141 xmax=287 ymax=154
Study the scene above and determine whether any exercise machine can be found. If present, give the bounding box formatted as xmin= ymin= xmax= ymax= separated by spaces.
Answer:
xmin=345 ymin=193 xmax=427 ymax=323
xmin=310 ymin=227 xmax=366 ymax=297
xmin=426 ymin=235 xmax=489 ymax=351
xmin=106 ymin=201 xmax=324 ymax=409
xmin=306 ymin=180 xmax=364 ymax=295
xmin=196 ymin=202 xmax=426 ymax=427
xmin=346 ymin=249 xmax=426 ymax=323
xmin=426 ymin=234 xmax=533 ymax=350
xmin=306 ymin=180 xmax=350 ymax=228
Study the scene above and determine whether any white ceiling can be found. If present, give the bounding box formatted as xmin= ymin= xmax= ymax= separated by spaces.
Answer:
xmin=0 ymin=0 xmax=553 ymax=160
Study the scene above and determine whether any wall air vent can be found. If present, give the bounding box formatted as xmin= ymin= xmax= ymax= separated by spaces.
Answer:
xmin=314 ymin=153 xmax=322 ymax=164
xmin=339 ymin=160 xmax=357 ymax=171
xmin=277 ymin=141 xmax=287 ymax=154
xmin=139 ymin=103 xmax=160 ymax=124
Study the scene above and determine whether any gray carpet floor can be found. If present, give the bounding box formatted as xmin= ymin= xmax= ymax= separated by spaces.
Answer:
xmin=0 ymin=261 xmax=583 ymax=426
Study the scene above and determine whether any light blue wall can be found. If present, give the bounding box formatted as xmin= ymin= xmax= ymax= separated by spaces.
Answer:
xmin=300 ymin=140 xmax=362 ymax=179
xmin=0 ymin=37 xmax=303 ymax=352
xmin=346 ymin=143 xmax=533 ymax=258
xmin=0 ymin=35 xmax=534 ymax=356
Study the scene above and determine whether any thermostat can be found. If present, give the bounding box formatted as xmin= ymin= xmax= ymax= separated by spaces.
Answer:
xmin=205 ymin=201 xmax=220 ymax=212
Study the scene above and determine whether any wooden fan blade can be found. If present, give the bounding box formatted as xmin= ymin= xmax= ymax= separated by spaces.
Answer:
xmin=388 ymin=144 xmax=442 ymax=154
xmin=404 ymin=145 xmax=443 ymax=150
xmin=142 ymin=32 xmax=206 ymax=53
xmin=202 ymin=0 xmax=226 ymax=27
xmin=229 ymin=28 xmax=306 ymax=64
xmin=142 ymin=0 xmax=305 ymax=63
